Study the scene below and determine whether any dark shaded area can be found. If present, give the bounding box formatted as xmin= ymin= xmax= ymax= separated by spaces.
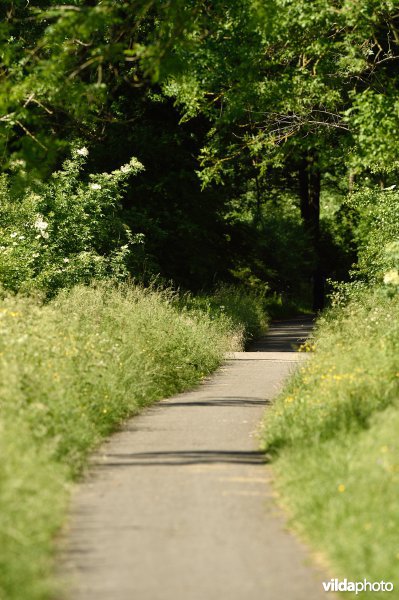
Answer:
xmin=250 ymin=315 xmax=314 ymax=352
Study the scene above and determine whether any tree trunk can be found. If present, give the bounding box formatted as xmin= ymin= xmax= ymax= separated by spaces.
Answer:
xmin=299 ymin=153 xmax=324 ymax=311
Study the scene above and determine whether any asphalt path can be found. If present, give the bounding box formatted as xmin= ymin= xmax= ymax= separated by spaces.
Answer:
xmin=60 ymin=316 xmax=332 ymax=600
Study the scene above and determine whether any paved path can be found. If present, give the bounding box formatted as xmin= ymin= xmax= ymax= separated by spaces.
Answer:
xmin=60 ymin=316 xmax=330 ymax=600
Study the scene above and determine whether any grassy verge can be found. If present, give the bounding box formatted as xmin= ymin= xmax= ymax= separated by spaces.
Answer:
xmin=0 ymin=281 xmax=267 ymax=600
xmin=178 ymin=284 xmax=270 ymax=345
xmin=262 ymin=289 xmax=399 ymax=596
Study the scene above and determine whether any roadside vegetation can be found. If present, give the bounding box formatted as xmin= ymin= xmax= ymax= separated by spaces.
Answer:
xmin=0 ymin=281 xmax=267 ymax=600
xmin=263 ymin=188 xmax=399 ymax=595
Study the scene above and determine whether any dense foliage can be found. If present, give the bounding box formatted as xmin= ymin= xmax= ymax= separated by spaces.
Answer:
xmin=0 ymin=149 xmax=145 ymax=293
xmin=2 ymin=0 xmax=398 ymax=302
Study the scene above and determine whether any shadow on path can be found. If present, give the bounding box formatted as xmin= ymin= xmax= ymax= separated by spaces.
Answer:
xmin=161 ymin=396 xmax=269 ymax=408
xmin=250 ymin=315 xmax=315 ymax=352
xmin=94 ymin=450 xmax=267 ymax=468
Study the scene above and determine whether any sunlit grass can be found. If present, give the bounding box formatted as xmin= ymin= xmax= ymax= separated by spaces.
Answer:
xmin=0 ymin=281 xmax=267 ymax=600
xmin=262 ymin=289 xmax=399 ymax=596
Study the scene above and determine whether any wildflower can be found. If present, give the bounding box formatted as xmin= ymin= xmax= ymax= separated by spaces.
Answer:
xmin=34 ymin=216 xmax=49 ymax=239
xmin=76 ymin=147 xmax=89 ymax=156
xmin=89 ymin=183 xmax=102 ymax=190
xmin=129 ymin=157 xmax=144 ymax=170
xmin=10 ymin=232 xmax=17 ymax=238
xmin=337 ymin=484 xmax=346 ymax=493
xmin=19 ymin=235 xmax=25 ymax=240
xmin=63 ymin=257 xmax=70 ymax=263
xmin=9 ymin=158 xmax=26 ymax=169
xmin=34 ymin=216 xmax=48 ymax=231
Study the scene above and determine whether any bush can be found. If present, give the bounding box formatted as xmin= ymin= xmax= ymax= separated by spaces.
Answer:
xmin=0 ymin=149 xmax=145 ymax=295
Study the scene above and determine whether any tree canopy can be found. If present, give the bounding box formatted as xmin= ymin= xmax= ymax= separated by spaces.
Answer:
xmin=1 ymin=1 xmax=399 ymax=304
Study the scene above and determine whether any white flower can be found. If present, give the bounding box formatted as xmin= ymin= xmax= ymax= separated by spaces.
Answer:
xmin=32 ymin=252 xmax=40 ymax=258
xmin=34 ymin=216 xmax=48 ymax=231
xmin=34 ymin=216 xmax=49 ymax=238
xmin=63 ymin=258 xmax=70 ymax=263
xmin=89 ymin=183 xmax=102 ymax=190
xmin=120 ymin=164 xmax=131 ymax=173
xmin=383 ymin=269 xmax=399 ymax=286
xmin=76 ymin=147 xmax=89 ymax=156
xmin=9 ymin=158 xmax=26 ymax=170
xmin=19 ymin=235 xmax=25 ymax=240
xmin=129 ymin=157 xmax=144 ymax=170
xmin=10 ymin=232 xmax=17 ymax=238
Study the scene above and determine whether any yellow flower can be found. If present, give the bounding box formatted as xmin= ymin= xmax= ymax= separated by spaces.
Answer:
xmin=338 ymin=484 xmax=346 ymax=493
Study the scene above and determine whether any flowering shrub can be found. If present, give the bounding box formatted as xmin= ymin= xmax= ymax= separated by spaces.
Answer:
xmin=0 ymin=148 xmax=145 ymax=294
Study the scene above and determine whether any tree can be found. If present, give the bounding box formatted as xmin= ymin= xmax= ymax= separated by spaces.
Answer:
xmin=2 ymin=1 xmax=399 ymax=302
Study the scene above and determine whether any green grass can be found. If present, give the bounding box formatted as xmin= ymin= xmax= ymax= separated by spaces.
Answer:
xmin=178 ymin=284 xmax=270 ymax=345
xmin=0 ymin=281 xmax=267 ymax=600
xmin=262 ymin=289 xmax=399 ymax=597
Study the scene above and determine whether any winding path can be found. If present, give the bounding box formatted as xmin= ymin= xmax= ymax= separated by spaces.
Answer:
xmin=60 ymin=316 xmax=331 ymax=600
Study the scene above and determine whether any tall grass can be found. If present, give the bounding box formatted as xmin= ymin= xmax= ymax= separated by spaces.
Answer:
xmin=179 ymin=284 xmax=270 ymax=345
xmin=0 ymin=281 xmax=267 ymax=600
xmin=262 ymin=289 xmax=399 ymax=596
